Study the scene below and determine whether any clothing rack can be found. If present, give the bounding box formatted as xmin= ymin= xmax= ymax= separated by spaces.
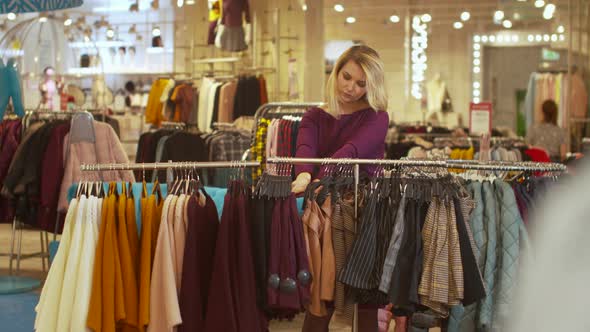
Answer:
xmin=160 ymin=121 xmax=186 ymax=130
xmin=80 ymin=160 xmax=261 ymax=172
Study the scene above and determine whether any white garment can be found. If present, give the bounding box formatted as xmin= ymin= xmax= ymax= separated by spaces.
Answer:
xmin=34 ymin=198 xmax=79 ymax=332
xmin=147 ymin=196 xmax=182 ymax=332
xmin=198 ymin=78 xmax=214 ymax=132
xmin=173 ymin=194 xmax=188 ymax=290
xmin=56 ymin=196 xmax=88 ymax=331
xmin=426 ymin=78 xmax=447 ymax=113
xmin=71 ymin=196 xmax=100 ymax=331
xmin=205 ymin=82 xmax=222 ymax=132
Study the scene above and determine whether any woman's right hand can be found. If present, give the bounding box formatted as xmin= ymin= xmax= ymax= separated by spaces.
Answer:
xmin=291 ymin=172 xmax=312 ymax=194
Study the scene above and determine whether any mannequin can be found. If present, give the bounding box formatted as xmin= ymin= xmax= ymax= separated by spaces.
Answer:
xmin=92 ymin=75 xmax=109 ymax=108
xmin=426 ymin=72 xmax=446 ymax=113
xmin=39 ymin=66 xmax=62 ymax=110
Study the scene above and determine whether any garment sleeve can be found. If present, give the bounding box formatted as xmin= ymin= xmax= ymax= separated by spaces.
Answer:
xmin=331 ymin=111 xmax=389 ymax=159
xmin=294 ymin=109 xmax=321 ymax=176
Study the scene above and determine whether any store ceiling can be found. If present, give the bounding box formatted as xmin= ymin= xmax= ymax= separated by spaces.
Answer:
xmin=76 ymin=0 xmax=172 ymax=13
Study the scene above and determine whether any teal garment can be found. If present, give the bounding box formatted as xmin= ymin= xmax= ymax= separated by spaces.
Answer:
xmin=493 ymin=180 xmax=526 ymax=330
xmin=0 ymin=0 xmax=83 ymax=13
xmin=0 ymin=59 xmax=24 ymax=119
xmin=479 ymin=181 xmax=498 ymax=329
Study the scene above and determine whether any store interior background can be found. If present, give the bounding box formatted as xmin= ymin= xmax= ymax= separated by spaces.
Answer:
xmin=3 ymin=0 xmax=589 ymax=142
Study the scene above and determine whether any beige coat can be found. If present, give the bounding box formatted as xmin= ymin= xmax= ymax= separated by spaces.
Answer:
xmin=58 ymin=121 xmax=135 ymax=211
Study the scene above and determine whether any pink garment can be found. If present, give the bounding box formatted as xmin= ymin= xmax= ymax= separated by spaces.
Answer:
xmin=58 ymin=121 xmax=134 ymax=211
xmin=217 ymin=81 xmax=238 ymax=123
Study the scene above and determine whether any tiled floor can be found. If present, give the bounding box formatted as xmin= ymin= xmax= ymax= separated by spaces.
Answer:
xmin=0 ymin=224 xmax=441 ymax=331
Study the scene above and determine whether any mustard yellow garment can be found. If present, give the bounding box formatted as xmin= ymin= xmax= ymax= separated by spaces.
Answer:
xmin=145 ymin=79 xmax=169 ymax=126
xmin=118 ymin=184 xmax=140 ymax=332
xmin=139 ymin=194 xmax=155 ymax=332
xmin=126 ymin=188 xmax=140 ymax=274
xmin=87 ymin=185 xmax=127 ymax=332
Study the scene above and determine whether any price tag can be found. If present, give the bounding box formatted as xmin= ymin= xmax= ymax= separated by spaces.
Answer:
xmin=469 ymin=102 xmax=492 ymax=135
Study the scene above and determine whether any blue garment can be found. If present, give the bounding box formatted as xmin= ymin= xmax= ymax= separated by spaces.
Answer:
xmin=0 ymin=59 xmax=24 ymax=119
xmin=524 ymin=73 xmax=536 ymax=131
xmin=151 ymin=136 xmax=170 ymax=182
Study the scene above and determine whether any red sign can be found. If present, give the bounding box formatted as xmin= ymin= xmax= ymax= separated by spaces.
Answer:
xmin=469 ymin=102 xmax=492 ymax=135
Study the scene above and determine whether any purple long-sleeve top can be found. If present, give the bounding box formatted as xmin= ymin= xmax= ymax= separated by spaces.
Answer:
xmin=295 ymin=107 xmax=389 ymax=178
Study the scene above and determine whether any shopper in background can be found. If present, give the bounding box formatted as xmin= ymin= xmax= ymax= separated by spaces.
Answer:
xmin=291 ymin=44 xmax=391 ymax=332
xmin=526 ymin=99 xmax=567 ymax=162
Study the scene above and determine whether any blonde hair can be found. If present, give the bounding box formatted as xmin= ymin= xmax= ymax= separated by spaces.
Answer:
xmin=325 ymin=44 xmax=388 ymax=117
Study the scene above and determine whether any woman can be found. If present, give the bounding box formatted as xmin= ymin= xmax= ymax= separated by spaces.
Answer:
xmin=526 ymin=99 xmax=566 ymax=162
xmin=292 ymin=44 xmax=389 ymax=193
xmin=292 ymin=45 xmax=392 ymax=332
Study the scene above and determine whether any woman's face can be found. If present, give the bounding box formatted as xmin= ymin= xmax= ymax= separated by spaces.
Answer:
xmin=337 ymin=60 xmax=367 ymax=104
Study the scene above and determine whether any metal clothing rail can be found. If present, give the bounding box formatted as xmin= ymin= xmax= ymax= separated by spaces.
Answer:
xmin=80 ymin=160 xmax=261 ymax=172
xmin=265 ymin=157 xmax=567 ymax=172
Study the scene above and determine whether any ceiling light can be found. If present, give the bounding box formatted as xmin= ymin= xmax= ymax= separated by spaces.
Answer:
xmin=473 ymin=89 xmax=481 ymax=97
xmin=494 ymin=10 xmax=505 ymax=21
xmin=543 ymin=10 xmax=553 ymax=19
xmin=474 ymin=50 xmax=481 ymax=58
xmin=543 ymin=34 xmax=550 ymax=41
xmin=473 ymin=82 xmax=481 ymax=89
xmin=152 ymin=26 xmax=161 ymax=36
xmin=551 ymin=34 xmax=558 ymax=41
xmin=473 ymin=98 xmax=481 ymax=103
xmin=535 ymin=0 xmax=545 ymax=8
xmin=474 ymin=35 xmax=481 ymax=42
xmin=64 ymin=18 xmax=72 ymax=26
xmin=390 ymin=15 xmax=400 ymax=23
xmin=474 ymin=43 xmax=481 ymax=50
xmin=106 ymin=27 xmax=115 ymax=39
xmin=334 ymin=4 xmax=344 ymax=12
xmin=528 ymin=35 xmax=534 ymax=42
xmin=489 ymin=35 xmax=496 ymax=42
xmin=302 ymin=4 xmax=307 ymax=11
xmin=498 ymin=35 xmax=504 ymax=42
xmin=557 ymin=25 xmax=565 ymax=33
xmin=512 ymin=35 xmax=519 ymax=42
xmin=474 ymin=59 xmax=481 ymax=66
xmin=474 ymin=67 xmax=481 ymax=73
xmin=186 ymin=0 xmax=195 ymax=4
xmin=177 ymin=0 xmax=184 ymax=7
xmin=84 ymin=35 xmax=90 ymax=42
xmin=535 ymin=34 xmax=542 ymax=41
xmin=421 ymin=13 xmax=432 ymax=22
xmin=346 ymin=16 xmax=356 ymax=24
xmin=461 ymin=11 xmax=470 ymax=21
xmin=559 ymin=34 xmax=565 ymax=41
xmin=545 ymin=3 xmax=556 ymax=12
xmin=502 ymin=20 xmax=512 ymax=28
xmin=7 ymin=12 xmax=15 ymax=21
xmin=482 ymin=35 xmax=488 ymax=42
xmin=513 ymin=12 xmax=521 ymax=20
xmin=454 ymin=21 xmax=463 ymax=29
xmin=39 ymin=16 xmax=48 ymax=23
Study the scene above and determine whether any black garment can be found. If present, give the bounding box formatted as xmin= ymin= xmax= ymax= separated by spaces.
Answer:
xmin=408 ymin=200 xmax=430 ymax=307
xmin=210 ymin=84 xmax=222 ymax=130
xmin=233 ymin=76 xmax=261 ymax=120
xmin=157 ymin=131 xmax=208 ymax=182
xmin=453 ymin=198 xmax=486 ymax=306
xmin=387 ymin=142 xmax=418 ymax=160
xmin=251 ymin=196 xmax=274 ymax=310
xmin=141 ymin=129 xmax=172 ymax=180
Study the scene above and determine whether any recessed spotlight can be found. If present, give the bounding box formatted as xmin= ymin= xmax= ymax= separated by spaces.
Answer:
xmin=84 ymin=35 xmax=90 ymax=42
xmin=512 ymin=35 xmax=519 ymax=42
xmin=494 ymin=10 xmax=505 ymax=21
xmin=390 ymin=15 xmax=400 ymax=23
xmin=528 ymin=35 xmax=534 ymax=42
xmin=474 ymin=59 xmax=481 ymax=66
xmin=302 ymin=4 xmax=307 ymax=11
xmin=474 ymin=51 xmax=481 ymax=58
xmin=64 ymin=18 xmax=72 ymax=26
xmin=489 ymin=35 xmax=496 ymax=42
xmin=513 ymin=12 xmax=521 ymax=20
xmin=334 ymin=4 xmax=344 ymax=12
xmin=559 ymin=34 xmax=565 ymax=41
xmin=461 ymin=11 xmax=471 ymax=21
xmin=39 ymin=17 xmax=48 ymax=23
xmin=535 ymin=34 xmax=542 ymax=41
xmin=502 ymin=20 xmax=512 ymax=28
xmin=551 ymin=34 xmax=558 ymax=41
xmin=474 ymin=35 xmax=481 ymax=42
xmin=152 ymin=26 xmax=161 ymax=37
xmin=421 ymin=13 xmax=432 ymax=22
xmin=474 ymin=43 xmax=481 ymax=50
xmin=557 ymin=25 xmax=565 ymax=33
xmin=473 ymin=89 xmax=481 ymax=97
xmin=474 ymin=67 xmax=481 ymax=73
xmin=535 ymin=0 xmax=545 ymax=8
xmin=177 ymin=0 xmax=184 ymax=7
xmin=482 ymin=35 xmax=489 ymax=42
xmin=473 ymin=82 xmax=481 ymax=89
xmin=106 ymin=27 xmax=115 ymax=38
xmin=7 ymin=13 xmax=16 ymax=21
xmin=454 ymin=21 xmax=464 ymax=29
xmin=543 ymin=34 xmax=550 ymax=41
xmin=545 ymin=3 xmax=556 ymax=12
xmin=498 ymin=35 xmax=504 ymax=42
xmin=543 ymin=11 xmax=553 ymax=20
xmin=346 ymin=16 xmax=356 ymax=24
xmin=186 ymin=0 xmax=195 ymax=4
xmin=473 ymin=98 xmax=481 ymax=103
